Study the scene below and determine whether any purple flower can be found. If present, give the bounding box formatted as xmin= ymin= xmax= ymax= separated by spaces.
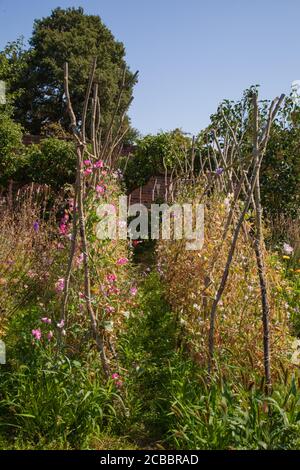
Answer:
xmin=215 ymin=167 xmax=224 ymax=176
xmin=33 ymin=221 xmax=39 ymax=232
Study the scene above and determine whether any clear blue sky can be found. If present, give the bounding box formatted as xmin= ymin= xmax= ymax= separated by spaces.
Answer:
xmin=0 ymin=0 xmax=299 ymax=135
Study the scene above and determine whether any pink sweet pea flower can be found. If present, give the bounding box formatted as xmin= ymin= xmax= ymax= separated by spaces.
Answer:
xmin=96 ymin=185 xmax=105 ymax=195
xmin=32 ymin=328 xmax=42 ymax=340
xmin=41 ymin=317 xmax=52 ymax=324
xmin=47 ymin=331 xmax=54 ymax=341
xmin=116 ymin=257 xmax=128 ymax=266
xmin=111 ymin=373 xmax=123 ymax=388
xmin=57 ymin=319 xmax=65 ymax=329
xmin=59 ymin=223 xmax=69 ymax=236
xmin=84 ymin=159 xmax=92 ymax=166
xmin=106 ymin=306 xmax=115 ymax=314
xmin=55 ymin=278 xmax=65 ymax=293
xmin=106 ymin=273 xmax=117 ymax=283
xmin=76 ymin=253 xmax=84 ymax=266
xmin=84 ymin=168 xmax=93 ymax=176
xmin=94 ymin=160 xmax=104 ymax=168
xmin=61 ymin=213 xmax=69 ymax=223
xmin=130 ymin=287 xmax=138 ymax=296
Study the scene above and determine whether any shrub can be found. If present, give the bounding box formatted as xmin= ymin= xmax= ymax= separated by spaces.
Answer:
xmin=24 ymin=138 xmax=76 ymax=190
xmin=121 ymin=130 xmax=191 ymax=192
xmin=0 ymin=112 xmax=25 ymax=186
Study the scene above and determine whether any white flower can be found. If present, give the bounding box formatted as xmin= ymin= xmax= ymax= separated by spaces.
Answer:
xmin=291 ymin=350 xmax=300 ymax=366
xmin=104 ymin=321 xmax=114 ymax=332
xmin=283 ymin=243 xmax=294 ymax=255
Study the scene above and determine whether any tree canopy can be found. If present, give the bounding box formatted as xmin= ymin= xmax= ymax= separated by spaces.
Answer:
xmin=2 ymin=7 xmax=137 ymax=134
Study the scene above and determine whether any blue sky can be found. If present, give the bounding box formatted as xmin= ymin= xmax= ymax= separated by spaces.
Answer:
xmin=0 ymin=0 xmax=299 ymax=135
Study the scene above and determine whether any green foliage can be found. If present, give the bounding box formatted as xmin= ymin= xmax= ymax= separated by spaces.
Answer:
xmin=0 ymin=349 xmax=125 ymax=448
xmin=166 ymin=366 xmax=300 ymax=450
xmin=120 ymin=271 xmax=178 ymax=441
xmin=0 ymin=112 xmax=24 ymax=186
xmin=6 ymin=7 xmax=136 ymax=134
xmin=122 ymin=130 xmax=191 ymax=191
xmin=207 ymin=88 xmax=300 ymax=221
xmin=23 ymin=138 xmax=76 ymax=190
xmin=120 ymin=270 xmax=300 ymax=450
xmin=0 ymin=38 xmax=28 ymax=109
xmin=261 ymin=125 xmax=300 ymax=219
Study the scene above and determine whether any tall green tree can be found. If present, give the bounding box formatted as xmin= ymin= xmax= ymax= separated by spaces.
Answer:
xmin=0 ymin=41 xmax=26 ymax=186
xmin=5 ymin=7 xmax=137 ymax=134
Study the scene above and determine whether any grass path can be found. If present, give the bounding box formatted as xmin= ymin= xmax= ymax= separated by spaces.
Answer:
xmin=120 ymin=243 xmax=179 ymax=448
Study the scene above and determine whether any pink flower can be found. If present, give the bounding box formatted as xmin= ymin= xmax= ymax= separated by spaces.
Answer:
xmin=130 ymin=287 xmax=138 ymax=296
xmin=107 ymin=285 xmax=120 ymax=295
xmin=41 ymin=317 xmax=52 ymax=324
xmin=55 ymin=278 xmax=65 ymax=293
xmin=116 ymin=257 xmax=128 ymax=266
xmin=96 ymin=185 xmax=106 ymax=195
xmin=84 ymin=168 xmax=92 ymax=176
xmin=57 ymin=319 xmax=65 ymax=329
xmin=84 ymin=159 xmax=92 ymax=166
xmin=57 ymin=242 xmax=65 ymax=250
xmin=94 ymin=160 xmax=104 ymax=168
xmin=79 ymin=292 xmax=85 ymax=299
xmin=101 ymin=170 xmax=108 ymax=176
xmin=32 ymin=328 xmax=42 ymax=340
xmin=111 ymin=373 xmax=123 ymax=388
xmin=59 ymin=223 xmax=68 ymax=235
xmin=106 ymin=306 xmax=115 ymax=314
xmin=106 ymin=273 xmax=117 ymax=283
xmin=47 ymin=331 xmax=53 ymax=341
xmin=61 ymin=213 xmax=69 ymax=223
xmin=76 ymin=253 xmax=84 ymax=266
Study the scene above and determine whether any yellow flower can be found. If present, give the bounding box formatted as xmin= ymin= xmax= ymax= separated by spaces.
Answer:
xmin=283 ymin=255 xmax=290 ymax=260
